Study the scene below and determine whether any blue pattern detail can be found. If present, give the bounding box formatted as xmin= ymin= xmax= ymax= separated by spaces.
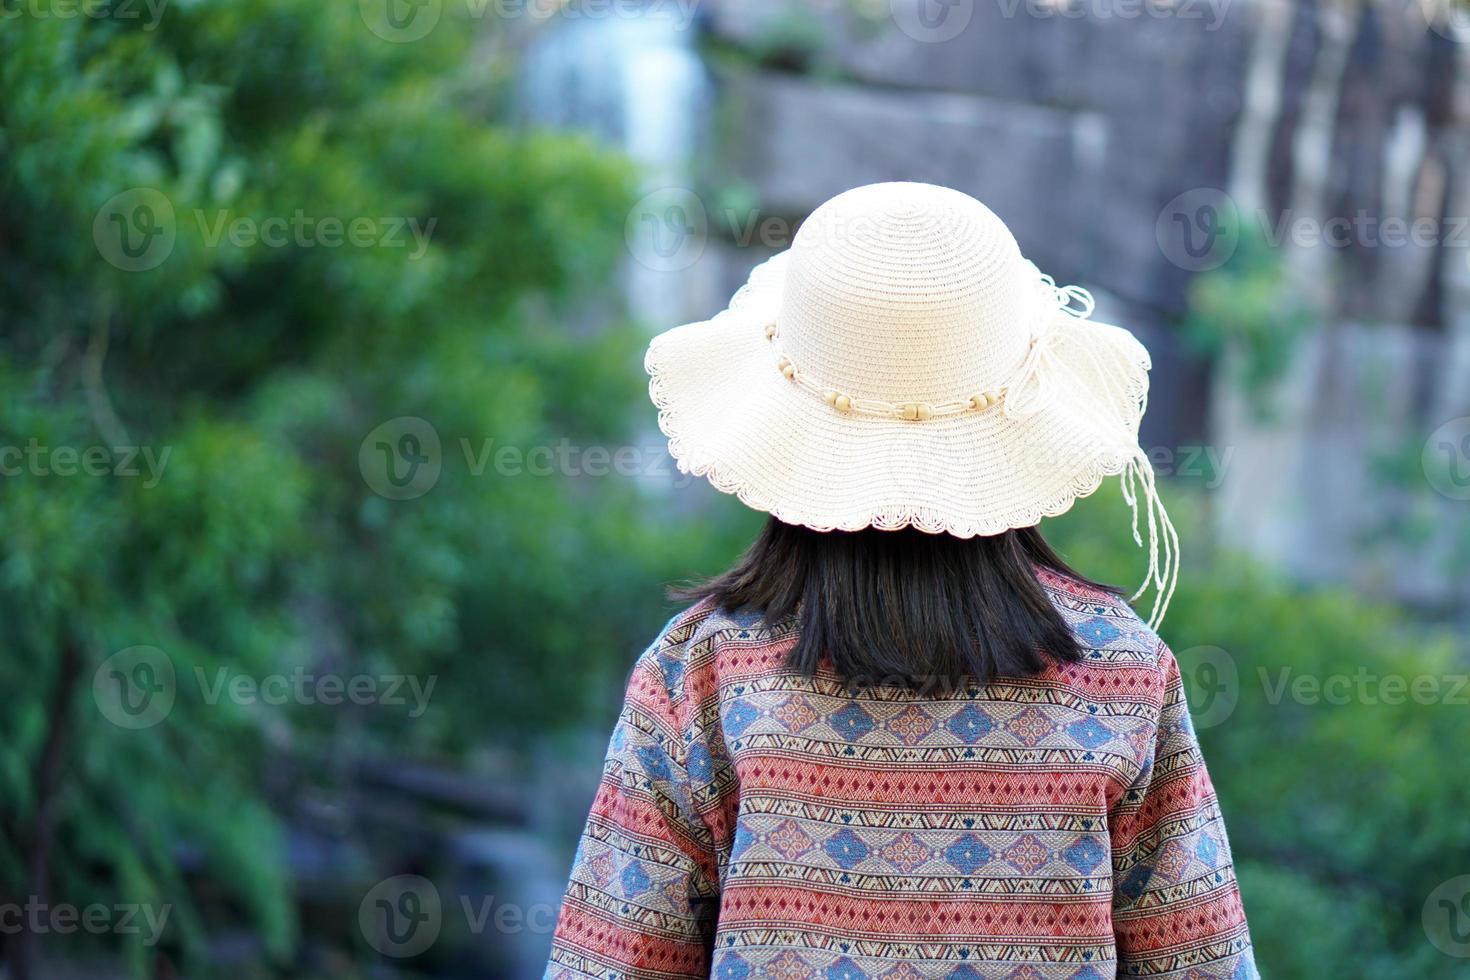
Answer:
xmin=1119 ymin=864 xmax=1154 ymax=901
xmin=1075 ymin=615 xmax=1122 ymax=647
xmin=635 ymin=744 xmax=672 ymax=781
xmin=1230 ymin=959 xmax=1257 ymax=980
xmin=725 ymin=701 xmax=760 ymax=738
xmin=830 ymin=703 xmax=876 ymax=741
xmin=726 ymin=608 xmax=764 ymax=628
xmin=620 ymin=860 xmax=651 ymax=898
xmin=658 ymin=653 xmax=685 ymax=689
xmin=686 ymin=743 xmax=714 ymax=781
xmin=1065 ymin=716 xmax=1112 ymax=750
xmin=1196 ymin=833 xmax=1220 ymax=868
xmin=944 ymin=834 xmax=993 ymax=874
xmin=824 ymin=829 xmax=871 ymax=869
xmin=1062 ymin=836 xmax=1106 ymax=873
xmin=826 ymin=957 xmax=868 ymax=980
xmin=713 ymin=952 xmax=752 ymax=980
xmin=945 ymin=705 xmax=994 ymax=744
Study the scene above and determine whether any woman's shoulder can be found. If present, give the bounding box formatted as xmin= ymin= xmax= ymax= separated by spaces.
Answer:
xmin=630 ymin=598 xmax=795 ymax=699
xmin=1034 ymin=566 xmax=1167 ymax=666
xmin=646 ymin=597 xmax=791 ymax=652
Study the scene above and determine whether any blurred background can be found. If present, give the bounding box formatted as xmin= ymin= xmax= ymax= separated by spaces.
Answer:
xmin=2 ymin=0 xmax=1469 ymax=977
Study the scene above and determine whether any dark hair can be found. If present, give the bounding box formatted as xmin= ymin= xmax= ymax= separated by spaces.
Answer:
xmin=673 ymin=517 xmax=1119 ymax=688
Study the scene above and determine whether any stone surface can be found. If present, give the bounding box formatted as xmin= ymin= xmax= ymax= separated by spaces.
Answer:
xmin=493 ymin=0 xmax=1470 ymax=605
xmin=715 ymin=69 xmax=1104 ymax=277
xmin=703 ymin=0 xmax=1250 ymax=115
xmin=689 ymin=0 xmax=1470 ymax=605
xmin=705 ymin=2 xmax=1252 ymax=311
xmin=1213 ymin=323 xmax=1470 ymax=607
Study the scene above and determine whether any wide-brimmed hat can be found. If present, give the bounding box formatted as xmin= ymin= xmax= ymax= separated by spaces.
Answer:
xmin=646 ymin=182 xmax=1177 ymax=627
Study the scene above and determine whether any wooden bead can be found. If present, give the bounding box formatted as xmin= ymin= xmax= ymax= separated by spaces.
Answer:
xmin=778 ymin=358 xmax=796 ymax=380
xmin=822 ymin=390 xmax=838 ymax=405
xmin=968 ymin=392 xmax=993 ymax=411
xmin=764 ymin=324 xmax=777 ymax=339
xmin=834 ymin=394 xmax=852 ymax=412
xmin=901 ymin=402 xmax=932 ymax=421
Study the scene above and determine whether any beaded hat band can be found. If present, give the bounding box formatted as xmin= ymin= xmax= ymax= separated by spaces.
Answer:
xmin=763 ymin=273 xmax=1099 ymax=422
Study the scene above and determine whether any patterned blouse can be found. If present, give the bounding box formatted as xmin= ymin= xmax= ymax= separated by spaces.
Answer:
xmin=547 ymin=570 xmax=1257 ymax=979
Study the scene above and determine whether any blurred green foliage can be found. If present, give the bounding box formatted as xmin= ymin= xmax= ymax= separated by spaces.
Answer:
xmin=1181 ymin=227 xmax=1315 ymax=420
xmin=0 ymin=2 xmax=751 ymax=975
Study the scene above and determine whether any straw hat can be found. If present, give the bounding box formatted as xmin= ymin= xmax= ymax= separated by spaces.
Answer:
xmin=646 ymin=182 xmax=1178 ymax=627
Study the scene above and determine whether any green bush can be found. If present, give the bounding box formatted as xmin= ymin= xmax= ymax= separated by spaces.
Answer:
xmin=0 ymin=3 xmax=749 ymax=976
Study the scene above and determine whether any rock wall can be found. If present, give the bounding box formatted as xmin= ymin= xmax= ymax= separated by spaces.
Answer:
xmin=1211 ymin=0 xmax=1470 ymax=608
xmin=691 ymin=0 xmax=1470 ymax=609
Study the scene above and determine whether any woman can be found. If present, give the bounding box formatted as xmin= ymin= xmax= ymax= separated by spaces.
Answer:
xmin=547 ymin=183 xmax=1255 ymax=979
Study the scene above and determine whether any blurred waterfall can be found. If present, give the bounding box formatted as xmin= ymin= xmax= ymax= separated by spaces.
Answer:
xmin=520 ymin=5 xmax=712 ymax=328
xmin=507 ymin=18 xmax=715 ymax=976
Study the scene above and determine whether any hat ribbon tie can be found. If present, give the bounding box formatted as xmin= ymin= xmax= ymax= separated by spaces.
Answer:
xmin=1003 ymin=274 xmax=1176 ymax=629
xmin=998 ymin=275 xmax=1098 ymax=420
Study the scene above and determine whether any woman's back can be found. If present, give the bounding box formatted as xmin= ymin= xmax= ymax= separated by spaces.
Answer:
xmin=547 ymin=182 xmax=1254 ymax=978
xmin=547 ymin=569 xmax=1254 ymax=979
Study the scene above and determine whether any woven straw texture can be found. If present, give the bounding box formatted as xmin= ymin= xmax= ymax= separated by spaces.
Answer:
xmin=646 ymin=182 xmax=1154 ymax=540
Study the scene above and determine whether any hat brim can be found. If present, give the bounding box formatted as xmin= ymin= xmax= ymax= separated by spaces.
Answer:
xmin=646 ymin=252 xmax=1152 ymax=537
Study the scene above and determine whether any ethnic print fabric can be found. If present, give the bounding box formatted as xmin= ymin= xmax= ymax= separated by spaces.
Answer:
xmin=547 ymin=571 xmax=1256 ymax=979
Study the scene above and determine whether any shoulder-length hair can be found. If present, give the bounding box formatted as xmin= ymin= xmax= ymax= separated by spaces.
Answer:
xmin=673 ymin=517 xmax=1119 ymax=688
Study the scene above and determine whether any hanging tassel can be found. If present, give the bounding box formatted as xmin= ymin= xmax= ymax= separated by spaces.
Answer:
xmin=1119 ymin=450 xmax=1179 ymax=632
xmin=1003 ymin=269 xmax=1177 ymax=628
